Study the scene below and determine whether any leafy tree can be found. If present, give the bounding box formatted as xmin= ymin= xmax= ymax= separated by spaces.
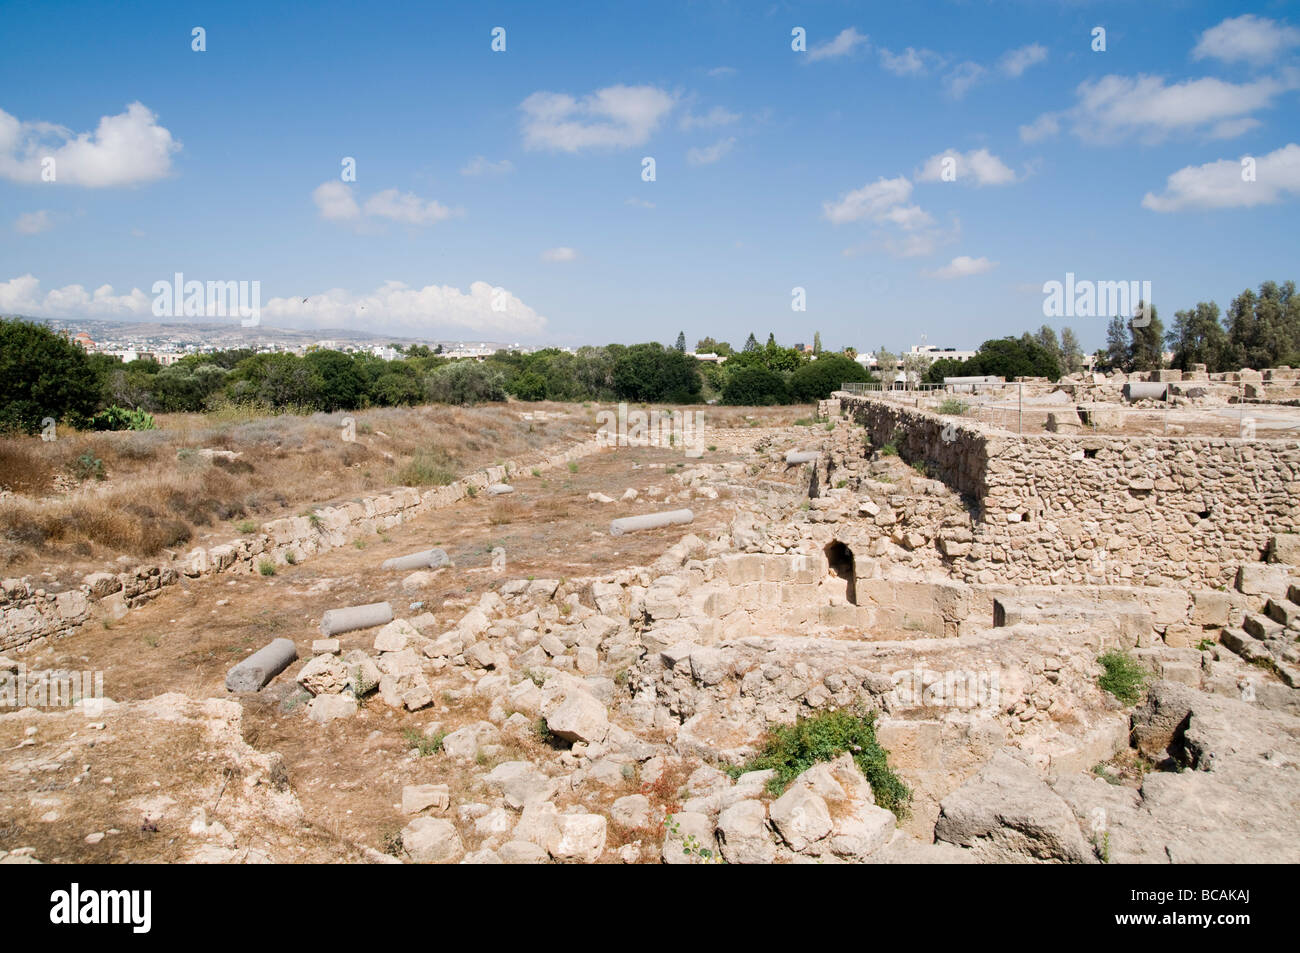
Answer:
xmin=0 ymin=319 xmax=101 ymax=433
xmin=789 ymin=354 xmax=871 ymax=401
xmin=424 ymin=360 xmax=505 ymax=405
xmin=303 ymin=349 xmax=365 ymax=411
xmin=1129 ymin=302 xmax=1165 ymax=372
xmin=611 ymin=343 xmax=701 ymax=403
xmin=722 ymin=365 xmax=789 ymax=405
xmin=1060 ymin=327 xmax=1084 ymax=374
xmin=695 ymin=337 xmax=733 ymax=357
xmin=1104 ymin=316 xmax=1130 ymax=371
xmin=742 ymin=332 xmax=760 ymax=353
xmin=1166 ymin=302 xmax=1228 ymax=371
xmin=968 ymin=336 xmax=1060 ymax=381
xmin=1035 ymin=325 xmax=1062 ymax=369
xmin=674 ymin=331 xmax=686 ymax=353
xmin=812 ymin=331 xmax=823 ymax=355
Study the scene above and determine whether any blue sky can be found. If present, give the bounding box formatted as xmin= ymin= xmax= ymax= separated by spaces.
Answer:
xmin=2 ymin=0 xmax=1298 ymax=353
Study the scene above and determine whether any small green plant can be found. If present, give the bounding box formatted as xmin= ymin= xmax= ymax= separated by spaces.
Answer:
xmin=662 ymin=815 xmax=724 ymax=864
xmin=403 ymin=727 xmax=444 ymax=757
xmin=1196 ymin=638 xmax=1216 ymax=651
xmin=236 ymin=520 xmax=258 ymax=534
xmin=793 ymin=417 xmax=814 ymax=427
xmin=567 ymin=461 xmax=578 ymax=473
xmin=307 ymin=512 xmax=324 ymax=531
xmin=707 ymin=445 xmax=717 ymax=452
xmin=614 ymin=669 xmax=629 ymax=687
xmin=1094 ymin=830 xmax=1111 ymax=864
xmin=835 ymin=479 xmax=848 ymax=489
xmin=531 ymin=468 xmax=541 ymax=477
xmin=353 ymin=538 xmax=366 ymax=549
xmin=258 ymin=559 xmax=276 ymax=577
xmin=524 ymin=668 xmax=545 ymax=687
xmin=1097 ymin=651 xmax=1148 ymax=706
xmin=536 ymin=717 xmax=553 ymax=744
xmin=70 ymin=451 xmax=105 ymax=482
xmin=936 ymin=398 xmax=969 ymax=415
xmin=735 ymin=707 xmax=911 ymax=817
xmin=284 ymin=551 xmax=297 ymax=565
xmin=879 ymin=442 xmax=899 ymax=457
xmin=911 ymin=460 xmax=929 ymax=477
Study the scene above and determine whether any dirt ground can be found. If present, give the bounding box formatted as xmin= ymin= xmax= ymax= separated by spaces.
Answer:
xmin=0 ymin=422 xmax=810 ymax=862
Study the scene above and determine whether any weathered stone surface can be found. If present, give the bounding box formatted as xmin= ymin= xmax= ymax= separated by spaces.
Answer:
xmin=546 ymin=814 xmax=607 ymax=863
xmin=769 ymin=784 xmax=832 ymax=853
xmin=546 ymin=690 xmax=609 ymax=744
xmin=716 ymin=799 xmax=776 ymax=864
xmin=402 ymin=784 xmax=450 ymax=816
xmin=935 ymin=752 xmax=1093 ymax=863
xmin=401 ymin=817 xmax=464 ymax=864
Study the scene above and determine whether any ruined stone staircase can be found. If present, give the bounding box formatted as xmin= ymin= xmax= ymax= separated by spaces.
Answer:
xmin=1219 ymin=573 xmax=1300 ymax=688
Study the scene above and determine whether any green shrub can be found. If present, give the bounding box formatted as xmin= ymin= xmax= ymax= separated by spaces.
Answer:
xmin=1098 ymin=651 xmax=1148 ymax=706
xmin=735 ymin=708 xmax=911 ymax=817
xmin=258 ymin=559 xmax=276 ymax=576
xmin=936 ymin=398 xmax=969 ymax=415
xmin=70 ymin=451 xmax=105 ymax=482
xmin=89 ymin=405 xmax=157 ymax=431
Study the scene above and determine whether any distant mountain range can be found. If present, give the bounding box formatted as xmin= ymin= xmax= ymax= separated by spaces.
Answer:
xmin=1 ymin=314 xmax=510 ymax=349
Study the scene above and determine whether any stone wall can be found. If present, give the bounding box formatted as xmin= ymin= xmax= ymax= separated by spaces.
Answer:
xmin=0 ymin=436 xmax=611 ymax=653
xmin=839 ymin=393 xmax=1300 ymax=589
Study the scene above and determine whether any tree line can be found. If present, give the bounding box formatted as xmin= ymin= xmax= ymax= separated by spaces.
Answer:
xmin=0 ymin=320 xmax=876 ymax=434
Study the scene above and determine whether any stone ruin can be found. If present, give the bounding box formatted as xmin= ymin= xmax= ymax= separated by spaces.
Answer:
xmin=2 ymin=400 xmax=1299 ymax=865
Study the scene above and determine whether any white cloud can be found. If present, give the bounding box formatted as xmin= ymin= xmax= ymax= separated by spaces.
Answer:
xmin=822 ymin=176 xmax=915 ymax=225
xmin=364 ymin=189 xmax=455 ymax=225
xmin=312 ymin=181 xmax=361 ymax=220
xmin=0 ymin=274 xmax=151 ymax=316
xmin=915 ymin=148 xmax=1017 ymax=185
xmin=1193 ymin=14 xmax=1300 ymax=65
xmin=927 ymin=256 xmax=997 ymax=279
xmin=313 ymin=182 xmax=456 ymax=226
xmin=999 ymin=43 xmax=1048 ymax=78
xmin=1019 ymin=113 xmax=1061 ymax=143
xmin=460 ymin=156 xmax=513 ymax=176
xmin=0 ymin=102 xmax=179 ymax=187
xmin=0 ymin=274 xmax=547 ymax=338
xmin=680 ymin=106 xmax=740 ymax=130
xmin=706 ymin=66 xmax=737 ymax=78
xmin=263 ymin=280 xmax=546 ymax=337
xmin=520 ymin=84 xmax=676 ymax=152
xmin=878 ymin=46 xmax=938 ymax=76
xmin=944 ymin=62 xmax=986 ymax=99
xmin=625 ymin=197 xmax=655 ymax=208
xmin=541 ymin=246 xmax=578 ymax=262
xmin=15 ymin=210 xmax=52 ymax=235
xmin=1066 ymin=72 xmax=1298 ymax=143
xmin=807 ymin=27 xmax=869 ymax=62
xmin=1142 ymin=142 xmax=1300 ymax=212
xmin=687 ymin=137 xmax=735 ymax=165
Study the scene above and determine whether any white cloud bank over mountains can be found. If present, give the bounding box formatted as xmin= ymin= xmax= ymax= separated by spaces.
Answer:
xmin=0 ymin=274 xmax=547 ymax=338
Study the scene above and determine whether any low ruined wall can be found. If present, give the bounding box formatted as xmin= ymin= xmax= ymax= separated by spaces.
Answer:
xmin=840 ymin=393 xmax=1300 ymax=588
xmin=0 ymin=437 xmax=611 ymax=653
xmin=839 ymin=395 xmax=991 ymax=501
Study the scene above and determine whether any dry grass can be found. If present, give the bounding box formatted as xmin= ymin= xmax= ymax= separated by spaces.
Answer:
xmin=0 ymin=401 xmax=591 ymax=578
